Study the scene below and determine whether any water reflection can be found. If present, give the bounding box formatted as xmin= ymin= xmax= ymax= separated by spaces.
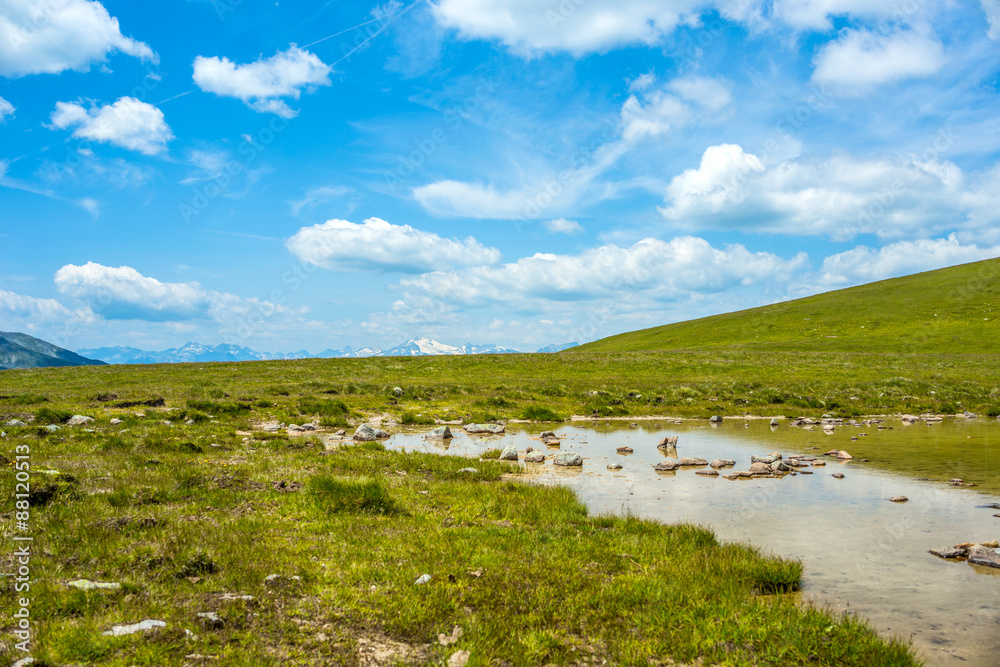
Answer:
xmin=388 ymin=419 xmax=1000 ymax=666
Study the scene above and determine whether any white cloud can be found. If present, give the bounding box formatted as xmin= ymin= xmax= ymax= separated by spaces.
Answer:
xmin=812 ymin=29 xmax=946 ymax=93
xmin=192 ymin=45 xmax=331 ymax=118
xmin=621 ymin=75 xmax=732 ymax=141
xmin=50 ymin=97 xmax=173 ymax=155
xmin=0 ymin=0 xmax=155 ymax=77
xmin=430 ymin=0 xmax=703 ymax=55
xmin=982 ymin=0 xmax=1000 ymax=40
xmin=773 ymin=0 xmax=906 ymax=30
xmin=0 ymin=288 xmax=74 ymax=323
xmin=543 ymin=218 xmax=584 ymax=235
xmin=0 ymin=97 xmax=13 ymax=122
xmin=290 ymin=185 xmax=353 ymax=217
xmin=660 ymin=143 xmax=990 ymax=241
xmin=395 ymin=236 xmax=808 ymax=307
xmin=285 ymin=217 xmax=501 ymax=273
xmin=54 ymin=262 xmax=298 ymax=323
xmin=819 ymin=235 xmax=1000 ymax=285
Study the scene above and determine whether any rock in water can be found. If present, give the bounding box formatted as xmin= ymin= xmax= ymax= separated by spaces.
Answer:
xmin=524 ymin=450 xmax=545 ymax=463
xmin=695 ymin=469 xmax=719 ymax=476
xmin=709 ymin=459 xmax=735 ymax=469
xmin=968 ymin=545 xmax=1000 ymax=569
xmin=888 ymin=496 xmax=908 ymax=503
xmin=617 ymin=446 xmax=633 ymax=453
xmin=769 ymin=418 xmax=780 ymax=426
xmin=499 ymin=446 xmax=518 ymax=461
xmin=836 ymin=450 xmax=853 ymax=460
xmin=464 ymin=423 xmax=505 ymax=435
xmin=676 ymin=457 xmax=708 ymax=466
xmin=656 ymin=436 xmax=678 ymax=449
xmin=832 ymin=473 xmax=845 ymax=479
xmin=770 ymin=460 xmax=791 ymax=473
xmin=709 ymin=415 xmax=722 ymax=423
xmin=607 ymin=463 xmax=623 ymax=470
xmin=426 ymin=426 xmax=453 ymax=439
xmin=654 ymin=459 xmax=679 ymax=471
xmin=749 ymin=462 xmax=772 ymax=475
xmin=929 ymin=545 xmax=969 ymax=559
xmin=751 ymin=454 xmax=781 ymax=465
xmin=353 ymin=424 xmax=389 ymax=441
xmin=553 ymin=452 xmax=583 ymax=467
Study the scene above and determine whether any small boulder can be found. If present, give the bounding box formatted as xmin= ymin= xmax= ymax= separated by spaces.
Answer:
xmin=67 ymin=415 xmax=94 ymax=426
xmin=656 ymin=436 xmax=678 ymax=449
xmin=414 ymin=574 xmax=432 ymax=585
xmin=749 ymin=462 xmax=772 ymax=475
xmin=464 ymin=423 xmax=505 ymax=435
xmin=392 ymin=386 xmax=404 ymax=397
xmin=967 ymin=545 xmax=1000 ymax=569
xmin=616 ymin=446 xmax=633 ymax=453
xmin=524 ymin=450 xmax=546 ymax=463
xmin=499 ymin=446 xmax=518 ymax=461
xmin=607 ymin=463 xmax=623 ymax=470
xmin=109 ymin=418 xmax=123 ymax=425
xmin=426 ymin=426 xmax=454 ymax=439
xmin=553 ymin=452 xmax=583 ymax=467
xmin=930 ymin=546 xmax=969 ymax=559
xmin=542 ymin=435 xmax=561 ymax=446
xmin=677 ymin=457 xmax=708 ymax=466
xmin=5 ymin=419 xmax=26 ymax=427
xmin=457 ymin=468 xmax=478 ymax=474
xmin=888 ymin=496 xmax=909 ymax=503
xmin=353 ymin=424 xmax=390 ymax=441
xmin=710 ymin=459 xmax=735 ymax=469
xmin=287 ymin=424 xmax=306 ymax=432
xmin=836 ymin=450 xmax=853 ymax=459
xmin=769 ymin=418 xmax=780 ymax=426
xmin=197 ymin=611 xmax=224 ymax=629
xmin=540 ymin=431 xmax=556 ymax=438
xmin=654 ymin=459 xmax=679 ymax=471
xmin=770 ymin=460 xmax=791 ymax=473
xmin=751 ymin=454 xmax=780 ymax=465
xmin=832 ymin=473 xmax=845 ymax=479
xmin=103 ymin=619 xmax=167 ymax=636
xmin=709 ymin=415 xmax=723 ymax=423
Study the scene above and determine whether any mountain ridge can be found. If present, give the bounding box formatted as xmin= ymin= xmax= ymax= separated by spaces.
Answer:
xmin=0 ymin=331 xmax=106 ymax=370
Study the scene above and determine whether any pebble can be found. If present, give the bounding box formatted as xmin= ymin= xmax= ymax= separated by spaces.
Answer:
xmin=415 ymin=574 xmax=432 ymax=585
xmin=607 ymin=463 xmax=623 ymax=470
xmin=888 ymin=496 xmax=909 ymax=503
xmin=832 ymin=473 xmax=845 ymax=479
xmin=616 ymin=446 xmax=633 ymax=453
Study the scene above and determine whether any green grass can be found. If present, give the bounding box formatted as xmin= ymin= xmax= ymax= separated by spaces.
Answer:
xmin=0 ymin=408 xmax=916 ymax=666
xmin=574 ymin=257 xmax=1000 ymax=355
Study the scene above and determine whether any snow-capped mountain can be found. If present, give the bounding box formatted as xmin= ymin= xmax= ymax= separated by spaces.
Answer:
xmin=78 ymin=338 xmax=523 ymax=365
xmin=536 ymin=342 xmax=579 ymax=353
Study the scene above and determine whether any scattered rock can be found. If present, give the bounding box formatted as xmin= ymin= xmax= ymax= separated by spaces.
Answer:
xmin=709 ymin=459 xmax=735 ymax=469
xmin=836 ymin=451 xmax=853 ymax=460
xmin=353 ymin=424 xmax=390 ymax=441
xmin=540 ymin=431 xmax=556 ymax=438
xmin=448 ymin=650 xmax=471 ymax=667
xmin=901 ymin=414 xmax=919 ymax=424
xmin=197 ymin=611 xmax=224 ymax=629
xmin=44 ymin=424 xmax=61 ymax=432
xmin=67 ymin=415 xmax=94 ymax=426
xmin=695 ymin=469 xmax=719 ymax=476
xmin=676 ymin=457 xmax=708 ymax=466
xmin=264 ymin=574 xmax=301 ymax=588
xmin=11 ymin=657 xmax=35 ymax=667
xmin=414 ymin=574 xmax=432 ymax=585
xmin=930 ymin=545 xmax=969 ymax=559
xmin=524 ymin=450 xmax=546 ymax=463
xmin=709 ymin=415 xmax=723 ymax=423
xmin=542 ymin=435 xmax=561 ymax=446
xmin=888 ymin=496 xmax=909 ymax=503
xmin=724 ymin=471 xmax=755 ymax=479
xmin=464 ymin=423 xmax=505 ymax=435
xmin=67 ymin=579 xmax=120 ymax=590
xmin=103 ymin=619 xmax=167 ymax=636
xmin=749 ymin=462 xmax=772 ymax=475
xmin=287 ymin=424 xmax=306 ymax=432
xmin=968 ymin=545 xmax=1000 ymax=569
xmin=5 ymin=419 xmax=26 ymax=427
xmin=607 ymin=463 xmax=623 ymax=470
xmin=832 ymin=473 xmax=845 ymax=479
xmin=493 ymin=445 xmax=516 ymax=461
xmin=616 ymin=446 xmax=633 ymax=453
xmin=656 ymin=436 xmax=678 ymax=449
xmin=654 ymin=459 xmax=679 ymax=471
xmin=109 ymin=417 xmax=123 ymax=425
xmin=769 ymin=418 xmax=780 ymax=426
xmin=393 ymin=386 xmax=404 ymax=397
xmin=751 ymin=454 xmax=781 ymax=465
xmin=426 ymin=426 xmax=454 ymax=439
xmin=770 ymin=460 xmax=791 ymax=473
xmin=978 ymin=504 xmax=1000 ymax=510
xmin=553 ymin=452 xmax=583 ymax=467
xmin=438 ymin=625 xmax=463 ymax=646
xmin=811 ymin=461 xmax=826 ymax=467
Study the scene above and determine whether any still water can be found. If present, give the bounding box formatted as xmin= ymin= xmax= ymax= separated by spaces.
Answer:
xmin=387 ymin=418 xmax=1000 ymax=667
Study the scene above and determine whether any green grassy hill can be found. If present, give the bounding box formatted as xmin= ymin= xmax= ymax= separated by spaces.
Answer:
xmin=572 ymin=257 xmax=1000 ymax=354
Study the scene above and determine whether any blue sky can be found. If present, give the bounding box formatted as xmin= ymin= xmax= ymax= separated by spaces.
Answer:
xmin=1 ymin=0 xmax=999 ymax=354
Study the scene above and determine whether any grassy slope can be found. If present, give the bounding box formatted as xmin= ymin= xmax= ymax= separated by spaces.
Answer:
xmin=2 ymin=411 xmax=915 ymax=666
xmin=572 ymin=258 xmax=1000 ymax=354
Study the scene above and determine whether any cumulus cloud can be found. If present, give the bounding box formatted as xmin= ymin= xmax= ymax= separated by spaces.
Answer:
xmin=395 ymin=236 xmax=808 ymax=308
xmin=812 ymin=29 xmax=946 ymax=93
xmin=659 ymin=143 xmax=991 ymax=241
xmin=0 ymin=97 xmax=13 ymax=122
xmin=819 ymin=235 xmax=1000 ymax=285
xmin=285 ymin=217 xmax=501 ymax=273
xmin=192 ymin=45 xmax=331 ymax=118
xmin=54 ymin=262 xmax=297 ymax=323
xmin=0 ymin=288 xmax=75 ymax=323
xmin=543 ymin=218 xmax=584 ymax=235
xmin=773 ymin=0 xmax=905 ymax=30
xmin=0 ymin=0 xmax=156 ymax=77
xmin=50 ymin=97 xmax=173 ymax=155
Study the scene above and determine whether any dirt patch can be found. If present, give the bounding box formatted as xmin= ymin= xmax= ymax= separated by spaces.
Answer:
xmin=355 ymin=633 xmax=434 ymax=666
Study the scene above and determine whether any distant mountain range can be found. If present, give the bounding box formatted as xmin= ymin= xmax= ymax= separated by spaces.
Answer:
xmin=77 ymin=337 xmax=580 ymax=365
xmin=0 ymin=331 xmax=106 ymax=370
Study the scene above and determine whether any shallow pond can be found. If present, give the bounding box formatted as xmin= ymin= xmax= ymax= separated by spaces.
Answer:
xmin=387 ymin=418 xmax=1000 ymax=667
